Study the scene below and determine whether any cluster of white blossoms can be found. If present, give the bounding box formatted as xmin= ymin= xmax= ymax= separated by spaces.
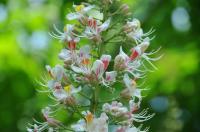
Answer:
xmin=27 ymin=0 xmax=161 ymax=132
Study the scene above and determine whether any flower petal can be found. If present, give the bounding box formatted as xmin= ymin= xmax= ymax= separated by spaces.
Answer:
xmin=66 ymin=13 xmax=80 ymax=20
xmin=71 ymin=119 xmax=86 ymax=131
xmin=83 ymin=5 xmax=95 ymax=13
xmin=79 ymin=45 xmax=90 ymax=58
xmin=123 ymin=73 xmax=132 ymax=89
xmin=58 ymin=49 xmax=71 ymax=61
xmin=92 ymin=60 xmax=105 ymax=79
xmin=71 ymin=65 xmax=84 ymax=74
xmin=52 ymin=65 xmax=64 ymax=81
xmin=100 ymin=54 xmax=111 ymax=70
xmin=105 ymin=71 xmax=117 ymax=82
xmin=99 ymin=18 xmax=111 ymax=32
xmin=71 ymin=86 xmax=82 ymax=94
xmin=53 ymin=89 xmax=67 ymax=100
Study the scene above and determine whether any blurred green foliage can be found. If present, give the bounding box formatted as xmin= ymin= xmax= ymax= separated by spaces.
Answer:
xmin=0 ymin=0 xmax=199 ymax=132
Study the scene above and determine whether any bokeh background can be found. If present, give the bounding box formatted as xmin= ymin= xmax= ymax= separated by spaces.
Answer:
xmin=0 ymin=0 xmax=199 ymax=131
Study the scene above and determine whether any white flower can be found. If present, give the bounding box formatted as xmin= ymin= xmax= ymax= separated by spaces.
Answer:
xmin=28 ymin=107 xmax=61 ymax=132
xmin=59 ymin=49 xmax=72 ymax=61
xmin=123 ymin=74 xmax=142 ymax=100
xmin=103 ymin=101 xmax=128 ymax=117
xmin=127 ymin=18 xmax=141 ymax=30
xmin=53 ymin=85 xmax=81 ymax=101
xmin=114 ymin=47 xmax=144 ymax=77
xmin=71 ymin=111 xmax=108 ymax=132
xmin=105 ymin=71 xmax=117 ymax=82
xmin=58 ymin=45 xmax=92 ymax=67
xmin=83 ymin=18 xmax=111 ymax=42
xmin=129 ymin=37 xmax=150 ymax=61
xmin=46 ymin=65 xmax=65 ymax=81
xmin=125 ymin=18 xmax=154 ymax=44
xmin=50 ymin=24 xmax=80 ymax=50
xmin=130 ymin=38 xmax=162 ymax=70
xmin=71 ymin=59 xmax=106 ymax=81
xmin=103 ymin=100 xmax=154 ymax=125
xmin=45 ymin=65 xmax=65 ymax=93
xmin=67 ymin=4 xmax=95 ymax=20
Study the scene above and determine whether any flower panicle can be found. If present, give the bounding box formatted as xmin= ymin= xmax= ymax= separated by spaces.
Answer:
xmin=28 ymin=1 xmax=162 ymax=132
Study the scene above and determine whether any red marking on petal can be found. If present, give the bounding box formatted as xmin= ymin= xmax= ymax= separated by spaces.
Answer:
xmin=106 ymin=75 xmax=111 ymax=81
xmin=93 ymin=19 xmax=97 ymax=28
xmin=131 ymin=105 xmax=139 ymax=113
xmin=88 ymin=19 xmax=92 ymax=27
xmin=130 ymin=48 xmax=139 ymax=60
xmin=102 ymin=60 xmax=109 ymax=70
xmin=68 ymin=40 xmax=76 ymax=50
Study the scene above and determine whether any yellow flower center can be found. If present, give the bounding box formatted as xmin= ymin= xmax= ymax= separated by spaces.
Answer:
xmin=64 ymin=85 xmax=71 ymax=93
xmin=75 ymin=5 xmax=85 ymax=12
xmin=85 ymin=113 xmax=93 ymax=124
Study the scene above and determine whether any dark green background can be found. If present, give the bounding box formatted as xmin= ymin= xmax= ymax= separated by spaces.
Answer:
xmin=0 ymin=0 xmax=199 ymax=131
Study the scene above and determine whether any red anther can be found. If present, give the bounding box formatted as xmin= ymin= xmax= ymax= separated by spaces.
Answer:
xmin=130 ymin=48 xmax=139 ymax=60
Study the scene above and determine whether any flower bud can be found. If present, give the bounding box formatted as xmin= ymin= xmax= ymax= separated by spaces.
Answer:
xmin=114 ymin=55 xmax=126 ymax=71
xmin=123 ymin=19 xmax=141 ymax=33
xmin=120 ymin=4 xmax=130 ymax=16
xmin=93 ymin=35 xmax=102 ymax=43
xmin=120 ymin=88 xmax=132 ymax=99
xmin=102 ymin=0 xmax=112 ymax=4
xmin=64 ymin=60 xmax=72 ymax=68
xmin=64 ymin=96 xmax=76 ymax=106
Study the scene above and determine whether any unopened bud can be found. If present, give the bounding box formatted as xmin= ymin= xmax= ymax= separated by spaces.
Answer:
xmin=123 ymin=19 xmax=141 ymax=33
xmin=120 ymin=88 xmax=131 ymax=99
xmin=114 ymin=55 xmax=126 ymax=71
xmin=64 ymin=96 xmax=76 ymax=106
xmin=64 ymin=60 xmax=72 ymax=68
xmin=102 ymin=0 xmax=112 ymax=4
xmin=93 ymin=35 xmax=102 ymax=44
xmin=120 ymin=4 xmax=130 ymax=15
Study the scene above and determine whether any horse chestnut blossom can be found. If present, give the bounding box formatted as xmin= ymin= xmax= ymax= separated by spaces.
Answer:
xmin=28 ymin=0 xmax=162 ymax=131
